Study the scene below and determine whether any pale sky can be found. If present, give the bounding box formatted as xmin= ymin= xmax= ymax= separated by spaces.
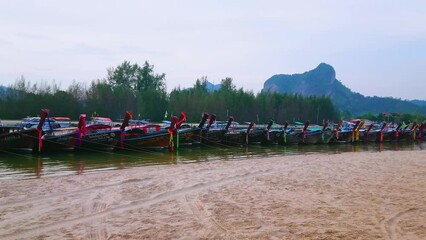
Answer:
xmin=1 ymin=1 xmax=425 ymax=100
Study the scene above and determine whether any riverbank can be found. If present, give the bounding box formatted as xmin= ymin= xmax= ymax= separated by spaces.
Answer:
xmin=1 ymin=150 xmax=425 ymax=239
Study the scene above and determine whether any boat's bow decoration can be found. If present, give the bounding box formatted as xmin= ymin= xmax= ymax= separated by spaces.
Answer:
xmin=77 ymin=114 xmax=87 ymax=145
xmin=379 ymin=122 xmax=387 ymax=142
xmin=356 ymin=120 xmax=364 ymax=141
xmin=302 ymin=120 xmax=310 ymax=140
xmin=395 ymin=122 xmax=402 ymax=139
xmin=178 ymin=112 xmax=210 ymax=147
xmin=120 ymin=111 xmax=132 ymax=149
xmin=283 ymin=121 xmax=289 ymax=144
xmin=411 ymin=122 xmax=419 ymax=140
xmin=36 ymin=109 xmax=49 ymax=152
xmin=334 ymin=120 xmax=343 ymax=140
xmin=167 ymin=116 xmax=178 ymax=151
xmin=225 ymin=116 xmax=234 ymax=131
xmin=206 ymin=114 xmax=216 ymax=130
xmin=321 ymin=121 xmax=329 ymax=142
xmin=363 ymin=123 xmax=374 ymax=142
xmin=198 ymin=112 xmax=210 ymax=129
xmin=121 ymin=112 xmax=132 ymax=131
xmin=198 ymin=114 xmax=227 ymax=145
xmin=176 ymin=112 xmax=186 ymax=129
xmin=351 ymin=120 xmax=361 ymax=142
xmin=265 ymin=120 xmax=274 ymax=142
xmin=245 ymin=121 xmax=255 ymax=144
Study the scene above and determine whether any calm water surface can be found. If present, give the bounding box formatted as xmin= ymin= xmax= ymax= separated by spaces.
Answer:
xmin=0 ymin=142 xmax=425 ymax=180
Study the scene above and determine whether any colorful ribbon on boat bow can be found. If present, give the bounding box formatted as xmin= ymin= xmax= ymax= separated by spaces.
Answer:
xmin=77 ymin=114 xmax=87 ymax=146
xmin=120 ymin=111 xmax=132 ymax=150
xmin=36 ymin=109 xmax=49 ymax=152
xmin=168 ymin=116 xmax=178 ymax=151
xmin=168 ymin=128 xmax=174 ymax=151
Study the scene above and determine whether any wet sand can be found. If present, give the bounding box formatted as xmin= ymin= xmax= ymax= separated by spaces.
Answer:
xmin=0 ymin=150 xmax=425 ymax=239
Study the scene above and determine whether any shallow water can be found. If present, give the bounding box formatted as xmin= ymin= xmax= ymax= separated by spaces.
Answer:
xmin=0 ymin=141 xmax=424 ymax=180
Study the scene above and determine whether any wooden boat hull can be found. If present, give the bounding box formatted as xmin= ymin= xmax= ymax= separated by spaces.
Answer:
xmin=177 ymin=128 xmax=202 ymax=146
xmin=398 ymin=130 xmax=421 ymax=142
xmin=378 ymin=131 xmax=396 ymax=142
xmin=281 ymin=132 xmax=300 ymax=145
xmin=300 ymin=132 xmax=322 ymax=144
xmin=0 ymin=127 xmax=39 ymax=152
xmin=248 ymin=130 xmax=267 ymax=144
xmin=200 ymin=129 xmax=227 ymax=145
xmin=222 ymin=131 xmax=248 ymax=145
xmin=362 ymin=130 xmax=397 ymax=143
xmin=361 ymin=131 xmax=378 ymax=143
xmin=330 ymin=130 xmax=353 ymax=143
xmin=264 ymin=130 xmax=283 ymax=145
xmin=40 ymin=129 xmax=77 ymax=152
xmin=76 ymin=129 xmax=122 ymax=151
xmin=122 ymin=130 xmax=172 ymax=150
xmin=317 ymin=131 xmax=334 ymax=144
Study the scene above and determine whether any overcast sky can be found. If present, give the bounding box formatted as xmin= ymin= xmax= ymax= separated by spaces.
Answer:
xmin=1 ymin=1 xmax=425 ymax=100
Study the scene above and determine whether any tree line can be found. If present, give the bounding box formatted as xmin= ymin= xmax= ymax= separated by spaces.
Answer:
xmin=0 ymin=61 xmax=340 ymax=124
xmin=356 ymin=112 xmax=426 ymax=124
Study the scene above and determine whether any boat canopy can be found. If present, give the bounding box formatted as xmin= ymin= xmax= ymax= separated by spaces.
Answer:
xmin=52 ymin=117 xmax=71 ymax=121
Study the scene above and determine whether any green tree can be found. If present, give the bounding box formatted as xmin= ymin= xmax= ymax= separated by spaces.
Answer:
xmin=106 ymin=61 xmax=167 ymax=120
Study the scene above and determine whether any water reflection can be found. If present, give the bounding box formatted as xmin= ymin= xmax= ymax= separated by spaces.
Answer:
xmin=0 ymin=141 xmax=425 ymax=180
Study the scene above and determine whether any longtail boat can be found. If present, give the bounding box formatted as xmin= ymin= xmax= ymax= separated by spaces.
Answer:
xmin=387 ymin=122 xmax=402 ymax=142
xmin=401 ymin=122 xmax=420 ymax=142
xmin=360 ymin=122 xmax=393 ymax=143
xmin=331 ymin=120 xmax=355 ymax=143
xmin=260 ymin=120 xmax=277 ymax=145
xmin=279 ymin=121 xmax=300 ymax=145
xmin=396 ymin=123 xmax=411 ymax=141
xmin=284 ymin=121 xmax=314 ymax=145
xmin=299 ymin=121 xmax=323 ymax=144
xmin=329 ymin=120 xmax=343 ymax=143
xmin=121 ymin=113 xmax=177 ymax=150
xmin=247 ymin=120 xmax=274 ymax=145
xmin=361 ymin=123 xmax=377 ymax=143
xmin=36 ymin=109 xmax=79 ymax=152
xmin=380 ymin=122 xmax=401 ymax=142
xmin=317 ymin=121 xmax=334 ymax=144
xmin=222 ymin=121 xmax=254 ymax=145
xmin=349 ymin=120 xmax=363 ymax=143
xmin=176 ymin=112 xmax=209 ymax=147
xmin=200 ymin=115 xmax=233 ymax=145
xmin=74 ymin=113 xmax=131 ymax=151
xmin=376 ymin=122 xmax=392 ymax=142
xmin=0 ymin=110 xmax=48 ymax=152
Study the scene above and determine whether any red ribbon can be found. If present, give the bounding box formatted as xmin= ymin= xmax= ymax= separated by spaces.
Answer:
xmin=37 ymin=129 xmax=43 ymax=152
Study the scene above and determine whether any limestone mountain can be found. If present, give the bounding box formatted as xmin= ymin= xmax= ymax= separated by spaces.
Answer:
xmin=262 ymin=63 xmax=426 ymax=116
xmin=205 ymin=81 xmax=222 ymax=92
xmin=410 ymin=99 xmax=426 ymax=107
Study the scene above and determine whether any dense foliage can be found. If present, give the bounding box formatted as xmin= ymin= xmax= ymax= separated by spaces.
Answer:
xmin=0 ymin=61 xmax=339 ymax=124
xmin=169 ymin=78 xmax=337 ymax=124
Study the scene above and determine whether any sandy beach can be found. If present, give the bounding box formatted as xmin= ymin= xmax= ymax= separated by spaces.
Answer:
xmin=0 ymin=150 xmax=425 ymax=239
